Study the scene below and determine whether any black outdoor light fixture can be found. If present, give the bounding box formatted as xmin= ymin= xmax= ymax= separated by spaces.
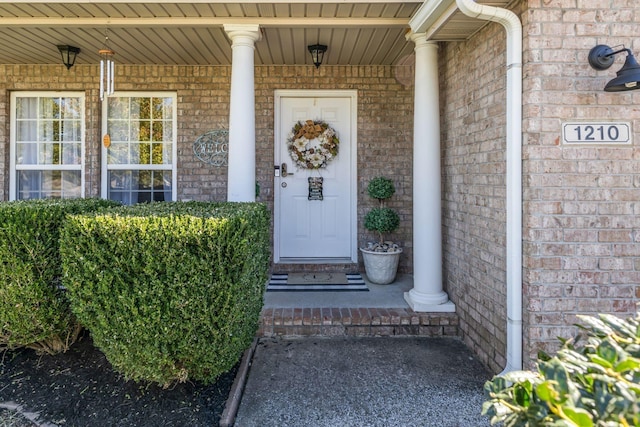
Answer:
xmin=588 ymin=44 xmax=640 ymax=92
xmin=57 ymin=45 xmax=81 ymax=70
xmin=308 ymin=44 xmax=327 ymax=69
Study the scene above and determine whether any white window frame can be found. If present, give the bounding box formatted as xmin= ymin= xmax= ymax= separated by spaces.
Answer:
xmin=100 ymin=92 xmax=178 ymax=203
xmin=9 ymin=91 xmax=86 ymax=201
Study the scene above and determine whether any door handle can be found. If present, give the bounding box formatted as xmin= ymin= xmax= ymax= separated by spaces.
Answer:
xmin=281 ymin=163 xmax=293 ymax=177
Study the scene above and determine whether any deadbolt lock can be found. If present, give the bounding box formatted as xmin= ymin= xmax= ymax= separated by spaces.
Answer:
xmin=281 ymin=163 xmax=293 ymax=177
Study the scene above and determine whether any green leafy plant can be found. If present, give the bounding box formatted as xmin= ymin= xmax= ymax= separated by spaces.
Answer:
xmin=0 ymin=199 xmax=120 ymax=354
xmin=482 ymin=312 xmax=640 ymax=427
xmin=61 ymin=202 xmax=270 ymax=387
xmin=363 ymin=176 xmax=400 ymax=246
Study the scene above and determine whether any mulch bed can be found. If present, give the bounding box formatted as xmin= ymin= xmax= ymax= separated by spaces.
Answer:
xmin=0 ymin=332 xmax=237 ymax=427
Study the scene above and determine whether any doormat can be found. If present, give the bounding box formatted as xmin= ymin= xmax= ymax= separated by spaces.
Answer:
xmin=267 ymin=272 xmax=368 ymax=292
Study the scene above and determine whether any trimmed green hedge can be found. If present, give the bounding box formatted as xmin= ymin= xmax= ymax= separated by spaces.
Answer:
xmin=61 ymin=202 xmax=270 ymax=386
xmin=0 ymin=199 xmax=121 ymax=354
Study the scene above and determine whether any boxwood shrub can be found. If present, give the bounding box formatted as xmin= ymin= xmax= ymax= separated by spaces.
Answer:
xmin=0 ymin=198 xmax=121 ymax=354
xmin=60 ymin=202 xmax=270 ymax=387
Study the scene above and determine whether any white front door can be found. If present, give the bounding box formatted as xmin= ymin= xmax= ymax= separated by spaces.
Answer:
xmin=274 ymin=90 xmax=357 ymax=263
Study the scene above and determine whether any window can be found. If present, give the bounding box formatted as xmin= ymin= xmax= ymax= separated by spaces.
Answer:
xmin=10 ymin=92 xmax=85 ymax=200
xmin=101 ymin=93 xmax=177 ymax=204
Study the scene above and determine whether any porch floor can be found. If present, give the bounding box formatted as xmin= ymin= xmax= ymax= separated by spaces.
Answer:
xmin=258 ymin=274 xmax=459 ymax=337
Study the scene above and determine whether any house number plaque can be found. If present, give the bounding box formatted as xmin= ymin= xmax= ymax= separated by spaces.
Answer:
xmin=562 ymin=122 xmax=631 ymax=145
xmin=308 ymin=177 xmax=323 ymax=201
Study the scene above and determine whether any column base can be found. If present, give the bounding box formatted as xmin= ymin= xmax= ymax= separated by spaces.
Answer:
xmin=404 ymin=289 xmax=456 ymax=313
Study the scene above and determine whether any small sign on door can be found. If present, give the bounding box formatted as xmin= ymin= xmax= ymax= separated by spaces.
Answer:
xmin=308 ymin=177 xmax=323 ymax=201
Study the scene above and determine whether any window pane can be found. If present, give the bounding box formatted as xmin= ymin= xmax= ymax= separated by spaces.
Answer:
xmin=152 ymin=120 xmax=164 ymax=142
xmin=107 ymin=142 xmax=129 ymax=164
xmin=17 ymin=171 xmax=42 ymax=199
xmin=108 ymin=120 xmax=129 ymax=142
xmin=139 ymin=142 xmax=151 ymax=165
xmin=108 ymin=97 xmax=130 ymax=119
xmin=132 ymin=120 xmax=151 ymax=142
xmin=131 ymin=98 xmax=150 ymax=119
xmin=61 ymin=97 xmax=81 ymax=119
xmin=16 ymin=143 xmax=38 ymax=165
xmin=161 ymin=170 xmax=172 ymax=201
xmin=16 ymin=170 xmax=81 ymax=200
xmin=39 ymin=98 xmax=61 ymax=119
xmin=129 ymin=143 xmax=140 ymax=164
xmin=61 ymin=120 xmax=81 ymax=142
xmin=40 ymin=143 xmax=61 ymax=165
xmin=138 ymin=170 xmax=151 ymax=190
xmin=62 ymin=143 xmax=81 ymax=165
xmin=16 ymin=120 xmax=37 ymax=142
xmin=162 ymin=97 xmax=173 ymax=118
xmin=162 ymin=121 xmax=173 ymax=141
xmin=108 ymin=170 xmax=133 ymax=205
xmin=16 ymin=98 xmax=37 ymax=119
xmin=107 ymin=170 xmax=172 ymax=205
xmin=61 ymin=171 xmax=81 ymax=197
xmin=109 ymin=170 xmax=130 ymax=190
xmin=39 ymin=121 xmax=56 ymax=142
xmin=151 ymin=143 xmax=164 ymax=164
xmin=152 ymin=97 xmax=166 ymax=119
xmin=41 ymin=170 xmax=62 ymax=197
xmin=162 ymin=143 xmax=173 ymax=164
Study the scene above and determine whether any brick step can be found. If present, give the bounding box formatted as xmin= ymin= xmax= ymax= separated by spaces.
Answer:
xmin=259 ymin=307 xmax=459 ymax=337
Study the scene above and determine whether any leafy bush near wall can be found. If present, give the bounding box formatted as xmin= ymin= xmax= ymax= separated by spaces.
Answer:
xmin=0 ymin=199 xmax=121 ymax=354
xmin=483 ymin=313 xmax=640 ymax=427
xmin=60 ymin=202 xmax=270 ymax=387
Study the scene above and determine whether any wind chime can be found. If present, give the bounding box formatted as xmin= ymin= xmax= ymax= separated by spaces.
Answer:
xmin=99 ymin=31 xmax=115 ymax=100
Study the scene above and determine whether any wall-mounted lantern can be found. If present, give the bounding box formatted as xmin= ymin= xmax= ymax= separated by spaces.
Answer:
xmin=588 ymin=44 xmax=640 ymax=92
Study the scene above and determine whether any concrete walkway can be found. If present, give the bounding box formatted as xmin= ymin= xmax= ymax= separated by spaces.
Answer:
xmin=233 ymin=336 xmax=493 ymax=427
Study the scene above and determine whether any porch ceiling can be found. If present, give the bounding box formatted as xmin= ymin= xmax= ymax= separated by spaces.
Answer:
xmin=0 ymin=0 xmax=512 ymax=67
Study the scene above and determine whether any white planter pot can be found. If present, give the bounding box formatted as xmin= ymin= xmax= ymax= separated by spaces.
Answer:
xmin=360 ymin=248 xmax=402 ymax=285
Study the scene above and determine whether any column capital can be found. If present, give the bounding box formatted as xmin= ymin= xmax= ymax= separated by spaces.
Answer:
xmin=405 ymin=31 xmax=438 ymax=48
xmin=224 ymin=24 xmax=262 ymax=46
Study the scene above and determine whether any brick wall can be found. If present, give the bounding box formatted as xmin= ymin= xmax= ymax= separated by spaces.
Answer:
xmin=440 ymin=0 xmax=640 ymax=372
xmin=521 ymin=0 xmax=640 ymax=366
xmin=440 ymin=21 xmax=509 ymax=373
xmin=0 ymin=63 xmax=414 ymax=273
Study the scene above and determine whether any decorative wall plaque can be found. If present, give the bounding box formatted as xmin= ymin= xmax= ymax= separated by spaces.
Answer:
xmin=193 ymin=129 xmax=229 ymax=166
xmin=308 ymin=177 xmax=323 ymax=201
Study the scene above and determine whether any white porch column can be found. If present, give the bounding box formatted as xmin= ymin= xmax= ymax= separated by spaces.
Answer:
xmin=224 ymin=24 xmax=261 ymax=202
xmin=404 ymin=33 xmax=455 ymax=312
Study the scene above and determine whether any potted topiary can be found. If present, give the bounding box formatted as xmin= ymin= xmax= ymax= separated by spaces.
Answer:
xmin=360 ymin=176 xmax=402 ymax=284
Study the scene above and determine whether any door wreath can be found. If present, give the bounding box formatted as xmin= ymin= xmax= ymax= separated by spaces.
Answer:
xmin=287 ymin=119 xmax=340 ymax=169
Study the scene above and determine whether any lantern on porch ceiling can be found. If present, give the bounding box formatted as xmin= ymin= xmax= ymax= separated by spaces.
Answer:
xmin=99 ymin=33 xmax=115 ymax=100
xmin=57 ymin=45 xmax=80 ymax=70
xmin=308 ymin=44 xmax=327 ymax=69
